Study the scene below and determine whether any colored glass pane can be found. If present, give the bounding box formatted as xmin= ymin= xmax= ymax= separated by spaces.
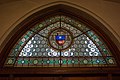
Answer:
xmin=4 ymin=15 xmax=116 ymax=67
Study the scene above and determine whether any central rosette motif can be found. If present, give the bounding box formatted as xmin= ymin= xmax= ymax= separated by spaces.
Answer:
xmin=48 ymin=28 xmax=73 ymax=50
xmin=55 ymin=35 xmax=66 ymax=45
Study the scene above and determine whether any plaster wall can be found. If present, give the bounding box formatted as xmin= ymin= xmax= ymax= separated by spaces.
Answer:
xmin=0 ymin=0 xmax=120 ymax=49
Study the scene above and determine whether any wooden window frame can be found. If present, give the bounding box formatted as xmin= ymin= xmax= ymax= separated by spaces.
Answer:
xmin=0 ymin=4 xmax=120 ymax=75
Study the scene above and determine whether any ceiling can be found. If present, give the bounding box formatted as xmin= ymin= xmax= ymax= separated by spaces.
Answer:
xmin=0 ymin=0 xmax=22 ymax=4
xmin=104 ymin=0 xmax=120 ymax=3
xmin=0 ymin=0 xmax=120 ymax=5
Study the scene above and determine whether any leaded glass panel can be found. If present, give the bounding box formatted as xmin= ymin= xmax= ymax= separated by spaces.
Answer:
xmin=4 ymin=15 xmax=116 ymax=67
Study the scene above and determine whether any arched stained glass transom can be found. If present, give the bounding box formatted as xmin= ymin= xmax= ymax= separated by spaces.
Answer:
xmin=4 ymin=15 xmax=116 ymax=67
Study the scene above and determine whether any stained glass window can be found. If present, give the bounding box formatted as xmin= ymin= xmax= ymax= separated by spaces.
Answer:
xmin=4 ymin=15 xmax=116 ymax=67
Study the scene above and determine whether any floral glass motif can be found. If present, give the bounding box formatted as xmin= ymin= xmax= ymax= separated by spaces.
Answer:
xmin=5 ymin=15 xmax=116 ymax=67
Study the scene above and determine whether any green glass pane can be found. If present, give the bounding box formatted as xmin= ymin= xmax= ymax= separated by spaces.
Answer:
xmin=24 ymin=59 xmax=29 ymax=64
xmin=39 ymin=60 xmax=43 ymax=64
xmin=103 ymin=49 xmax=108 ymax=54
xmin=49 ymin=18 xmax=55 ymax=23
xmin=92 ymin=35 xmax=98 ymax=41
xmin=70 ymin=20 xmax=75 ymax=25
xmin=43 ymin=60 xmax=48 ymax=64
xmin=26 ymin=31 xmax=33 ymax=36
xmin=61 ymin=16 xmax=65 ymax=21
xmin=10 ymin=47 xmax=20 ymax=56
xmin=15 ymin=45 xmax=21 ymax=50
xmin=55 ymin=60 xmax=59 ymax=64
xmin=17 ymin=60 xmax=23 ymax=64
xmin=29 ymin=60 xmax=33 ymax=64
xmin=81 ymin=25 xmax=86 ymax=31
xmin=92 ymin=59 xmax=98 ymax=64
xmin=97 ymin=40 xmax=102 ymax=45
xmin=74 ymin=59 xmax=79 ymax=64
xmin=45 ymin=19 xmax=50 ymax=25
xmin=97 ymin=59 xmax=106 ymax=64
xmin=18 ymin=41 xmax=24 ymax=46
xmin=80 ymin=60 xmax=84 ymax=64
xmin=10 ymin=51 xmax=16 ymax=56
xmin=87 ymin=31 xmax=94 ymax=36
xmin=35 ymin=25 xmax=42 ymax=30
xmin=49 ymin=60 xmax=54 ymax=64
xmin=100 ymin=45 xmax=109 ymax=55
xmin=68 ymin=60 xmax=72 ymax=64
xmin=55 ymin=16 xmax=60 ymax=21
xmin=74 ymin=21 xmax=79 ymax=26
xmin=24 ymin=35 xmax=29 ymax=39
xmin=41 ymin=22 xmax=46 ymax=26
xmin=62 ymin=59 xmax=67 ymax=64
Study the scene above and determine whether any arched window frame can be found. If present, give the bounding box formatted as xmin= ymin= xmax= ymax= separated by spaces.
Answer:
xmin=0 ymin=4 xmax=120 ymax=74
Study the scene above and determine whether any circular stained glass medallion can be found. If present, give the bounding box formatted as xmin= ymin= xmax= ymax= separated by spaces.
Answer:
xmin=7 ymin=59 xmax=13 ymax=64
xmin=48 ymin=28 xmax=73 ymax=50
xmin=33 ymin=59 xmax=38 ymax=65
xmin=108 ymin=58 xmax=114 ymax=64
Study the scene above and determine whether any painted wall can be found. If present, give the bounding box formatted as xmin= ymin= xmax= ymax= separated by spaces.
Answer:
xmin=0 ymin=0 xmax=120 ymax=49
